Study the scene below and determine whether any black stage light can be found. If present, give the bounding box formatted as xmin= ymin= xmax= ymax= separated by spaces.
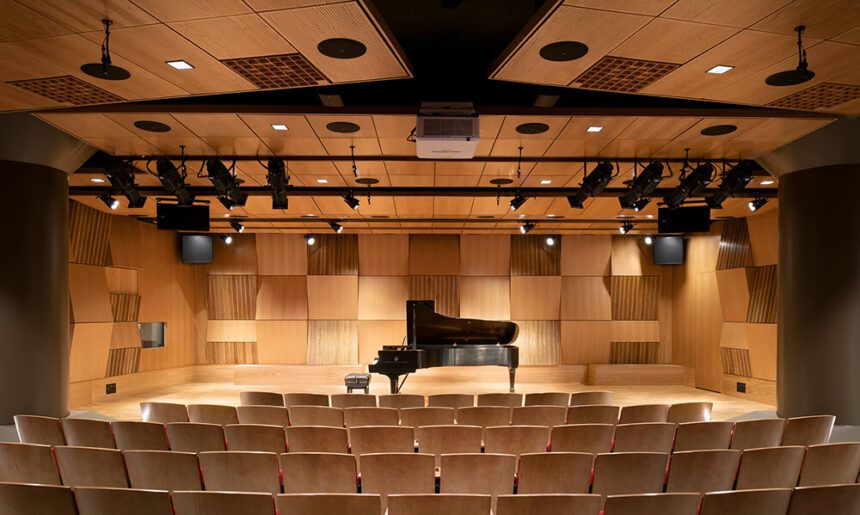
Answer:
xmin=155 ymin=158 xmax=194 ymax=206
xmin=105 ymin=161 xmax=147 ymax=208
xmin=98 ymin=192 xmax=119 ymax=210
xmin=707 ymin=162 xmax=754 ymax=209
xmin=568 ymin=161 xmax=614 ymax=208
xmin=329 ymin=221 xmax=344 ymax=233
xmin=217 ymin=197 xmax=235 ymax=211
xmin=206 ymin=159 xmax=247 ymax=208
xmin=230 ymin=220 xmax=245 ymax=233
xmin=664 ymin=163 xmax=715 ymax=209
xmin=510 ymin=194 xmax=528 ymax=211
xmin=267 ymin=157 xmax=289 ymax=210
xmin=748 ymin=198 xmax=768 ymax=212
xmin=519 ymin=222 xmax=535 ymax=234
xmin=343 ymin=193 xmax=360 ymax=210
xmin=629 ymin=197 xmax=651 ymax=212
xmin=619 ymin=222 xmax=634 ymax=234
xmin=619 ymin=162 xmax=664 ymax=210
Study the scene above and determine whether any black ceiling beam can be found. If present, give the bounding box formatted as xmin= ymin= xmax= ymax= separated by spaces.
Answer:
xmin=135 ymin=216 xmax=660 ymax=224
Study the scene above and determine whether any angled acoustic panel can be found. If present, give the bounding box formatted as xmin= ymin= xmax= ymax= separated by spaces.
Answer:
xmin=110 ymin=294 xmax=140 ymax=322
xmin=358 ymin=276 xmax=408 ymax=320
xmin=610 ymin=276 xmax=661 ymax=320
xmin=459 ymin=276 xmax=511 ymax=321
xmin=746 ymin=265 xmax=778 ymax=324
xmin=210 ymin=235 xmax=258 ymax=275
xmin=561 ymin=235 xmax=611 ymax=276
xmin=460 ymin=235 xmax=510 ymax=276
xmin=610 ymin=236 xmax=659 ymax=276
xmin=106 ymin=348 xmax=141 ymax=377
xmin=308 ymin=234 xmax=358 ymax=275
xmin=716 ymin=218 xmax=752 ymax=270
xmin=358 ymin=320 xmax=407 ymax=364
xmin=510 ymin=235 xmax=560 ymax=276
xmin=69 ymin=264 xmax=113 ymax=323
xmin=255 ymin=321 xmax=308 ymax=365
xmin=255 ymin=276 xmax=308 ymax=320
xmin=715 ymin=268 xmax=750 ymax=323
xmin=510 ymin=276 xmax=561 ymax=320
xmin=359 ymin=235 xmax=409 ymax=276
xmin=720 ymin=347 xmax=752 ymax=377
xmin=256 ymin=234 xmax=307 ymax=275
xmin=207 ymin=275 xmax=257 ymax=320
xmin=69 ymin=201 xmax=111 ymax=266
xmin=409 ymin=275 xmax=459 ymax=317
xmin=746 ymin=210 xmax=778 ymax=266
xmin=610 ymin=342 xmax=659 ymax=364
xmin=105 ymin=268 xmax=138 ymax=295
xmin=512 ymin=320 xmax=561 ymax=366
xmin=106 ymin=215 xmax=142 ymax=269
xmin=109 ymin=322 xmax=140 ymax=349
xmin=69 ymin=322 xmax=112 ymax=382
xmin=206 ymin=320 xmax=257 ymax=342
xmin=307 ymin=275 xmax=359 ymax=320
xmin=205 ymin=342 xmax=258 ymax=365
xmin=409 ymin=235 xmax=460 ymax=275
xmin=560 ymin=276 xmax=611 ymax=320
xmin=746 ymin=323 xmax=777 ymax=381
xmin=307 ymin=320 xmax=358 ymax=365
xmin=560 ymin=320 xmax=611 ymax=365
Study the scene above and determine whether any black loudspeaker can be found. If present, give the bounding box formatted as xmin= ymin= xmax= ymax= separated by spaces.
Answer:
xmin=658 ymin=206 xmax=710 ymax=233
xmin=156 ymin=203 xmax=210 ymax=231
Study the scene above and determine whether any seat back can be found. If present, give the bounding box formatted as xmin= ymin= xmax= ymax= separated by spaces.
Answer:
xmin=603 ymin=493 xmax=701 ymax=515
xmin=781 ymin=415 xmax=836 ymax=446
xmin=440 ymin=453 xmax=517 ymax=509
xmin=736 ymin=446 xmax=806 ymax=490
xmin=388 ymin=494 xmax=491 ymax=515
xmin=612 ymin=423 xmax=677 ymax=453
xmin=239 ymin=391 xmax=284 ymax=407
xmin=700 ymin=488 xmax=793 ymax=515
xmin=276 ymin=493 xmax=380 ymax=515
xmin=123 ymin=450 xmax=202 ymax=491
xmin=280 ymin=452 xmax=357 ymax=494
xmin=400 ymin=407 xmax=456 ymax=428
xmin=0 ymin=483 xmax=77 ymax=515
xmin=288 ymin=406 xmax=344 ymax=427
xmin=187 ymin=404 xmax=239 ymax=426
xmin=283 ymin=393 xmax=330 ymax=408
xmin=111 ymin=421 xmax=169 ymax=451
xmin=415 ymin=425 xmax=482 ymax=468
xmin=359 ymin=453 xmax=436 ymax=512
xmin=566 ymin=405 xmax=620 ymax=425
xmin=798 ymin=442 xmax=860 ymax=486
xmin=511 ymin=406 xmax=567 ymax=427
xmin=476 ymin=393 xmax=523 ymax=407
xmin=673 ymin=421 xmax=733 ymax=451
xmin=53 ymin=446 xmax=128 ymax=488
xmin=0 ymin=442 xmax=61 ymax=485
xmin=667 ymin=402 xmax=713 ymax=423
xmin=591 ymin=452 xmax=669 ymax=500
xmin=787 ymin=484 xmax=860 ymax=515
xmin=524 ymin=392 xmax=570 ymax=407
xmin=569 ymin=391 xmax=614 ymax=406
xmin=225 ymin=424 xmax=286 ymax=453
xmin=495 ymin=494 xmax=601 ymax=515
xmin=286 ymin=426 xmax=349 ymax=453
xmin=237 ymin=406 xmax=290 ymax=428
xmin=428 ymin=394 xmax=475 ymax=408
xmin=484 ymin=426 xmax=549 ymax=457
xmin=350 ymin=426 xmax=414 ymax=468
xmin=455 ymin=407 xmax=511 ymax=433
xmin=165 ymin=423 xmax=226 ymax=452
xmin=199 ymin=451 xmax=281 ymax=494
xmin=343 ymin=407 xmax=400 ymax=428
xmin=330 ymin=394 xmax=377 ymax=408
xmin=140 ymin=402 xmax=189 ymax=423
xmin=618 ymin=404 xmax=670 ymax=424
xmin=550 ymin=424 xmax=614 ymax=454
xmin=378 ymin=394 xmax=425 ymax=409
xmin=73 ymin=487 xmax=174 ymax=515
xmin=517 ymin=452 xmax=593 ymax=494
xmin=666 ymin=450 xmax=741 ymax=494
xmin=13 ymin=415 xmax=65 ymax=445
xmin=730 ymin=419 xmax=786 ymax=450
xmin=60 ymin=418 xmax=116 ymax=449
xmin=172 ymin=491 xmax=276 ymax=515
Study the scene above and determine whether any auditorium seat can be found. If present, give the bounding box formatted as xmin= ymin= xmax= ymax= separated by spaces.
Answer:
xmin=239 ymin=391 xmax=285 ymax=407
xmin=123 ymin=450 xmax=203 ymax=491
xmin=224 ymin=424 xmax=286 ymax=453
xmin=476 ymin=393 xmax=523 ymax=407
xmin=359 ymin=453 xmax=436 ymax=512
xmin=524 ymin=392 xmax=570 ymax=407
xmin=428 ymin=394 xmax=475 ymax=408
xmin=288 ymin=406 xmax=344 ymax=427
xmin=286 ymin=426 xmax=349 ymax=453
xmin=399 ymin=407 xmax=456 ymax=428
xmin=440 ymin=453 xmax=516 ymax=510
xmin=665 ymin=450 xmax=742 ymax=494
xmin=280 ymin=452 xmax=357 ymax=493
xmin=730 ymin=419 xmax=786 ymax=450
xmin=172 ymin=491 xmax=276 ymax=515
xmin=0 ymin=483 xmax=77 ymax=515
xmin=700 ymin=488 xmax=793 ymax=515
xmin=276 ymin=493 xmax=380 ymax=515
xmin=53 ymin=446 xmax=128 ymax=487
xmin=455 ymin=407 xmax=511 ymax=434
xmin=566 ymin=405 xmax=620 ymax=425
xmin=516 ymin=452 xmax=593 ymax=494
xmin=0 ymin=442 xmax=61 ymax=485
xmin=13 ymin=415 xmax=65 ymax=445
xmin=510 ymin=406 xmax=567 ymax=427
xmin=781 ymin=415 xmax=836 ymax=446
xmin=550 ymin=424 xmax=614 ymax=454
xmin=61 ymin=418 xmax=116 ymax=449
xmin=673 ymin=421 xmax=733 ymax=451
xmin=603 ymin=493 xmax=701 ymax=515
xmin=797 ymin=442 xmax=860 ymax=486
xmin=387 ymin=494 xmax=491 ymax=515
xmin=236 ymin=406 xmax=290 ymax=428
xmin=140 ymin=402 xmax=189 ymax=423
xmin=786 ymin=484 xmax=860 ymax=515
xmin=667 ymin=402 xmax=713 ymax=423
xmin=735 ymin=446 xmax=806 ymax=489
xmin=379 ymin=394 xmax=425 ymax=409
xmin=484 ymin=425 xmax=550 ymax=457
xmin=73 ymin=487 xmax=173 ymax=515
xmin=343 ymin=407 xmax=400 ymax=427
xmin=165 ymin=423 xmax=226 ymax=452
xmin=591 ymin=452 xmax=669 ymax=505
xmin=187 ymin=404 xmax=239 ymax=426
xmin=349 ymin=426 xmax=414 ymax=468
xmin=415 ymin=425 xmax=482 ymax=468
xmin=612 ymin=423 xmax=677 ymax=453
xmin=495 ymin=494 xmax=601 ymax=515
xmin=331 ymin=393 xmax=377 ymax=408
xmin=569 ymin=391 xmax=614 ymax=406
xmin=283 ymin=393 xmax=330 ymax=408
xmin=198 ymin=451 xmax=281 ymax=494
xmin=111 ymin=421 xmax=169 ymax=451
xmin=618 ymin=404 xmax=670 ymax=424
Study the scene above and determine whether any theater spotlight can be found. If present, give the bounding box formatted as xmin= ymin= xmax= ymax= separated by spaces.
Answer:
xmin=664 ymin=163 xmax=715 ymax=209
xmin=206 ymin=159 xmax=247 ymax=208
xmin=221 ymin=235 xmax=233 ymax=245
xmin=707 ymin=161 xmax=754 ymax=208
xmin=568 ymin=161 xmax=614 ymax=208
xmin=644 ymin=236 xmax=653 ymax=245
xmin=510 ymin=193 xmax=528 ymax=211
xmin=98 ymin=192 xmax=119 ymax=210
xmin=630 ymin=197 xmax=651 ymax=212
xmin=329 ymin=221 xmax=344 ymax=234
xmin=619 ymin=162 xmax=664 ymax=210
xmin=748 ymin=198 xmax=768 ymax=212
xmin=155 ymin=158 xmax=194 ymax=206
xmin=304 ymin=234 xmax=316 ymax=246
xmin=519 ymin=222 xmax=535 ymax=234
xmin=343 ymin=193 xmax=360 ymax=210
xmin=546 ymin=236 xmax=556 ymax=246
xmin=230 ymin=220 xmax=245 ymax=233
xmin=266 ymin=157 xmax=289 ymax=210
xmin=619 ymin=222 xmax=634 ymax=234
xmin=105 ymin=160 xmax=147 ymax=208
xmin=217 ymin=197 xmax=235 ymax=211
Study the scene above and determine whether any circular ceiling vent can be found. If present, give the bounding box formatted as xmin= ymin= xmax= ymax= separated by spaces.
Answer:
xmin=326 ymin=121 xmax=361 ymax=133
xmin=133 ymin=120 xmax=171 ymax=132
xmin=700 ymin=124 xmax=737 ymax=136
xmin=516 ymin=122 xmax=550 ymax=135
xmin=318 ymin=38 xmax=367 ymax=59
xmin=539 ymin=41 xmax=589 ymax=62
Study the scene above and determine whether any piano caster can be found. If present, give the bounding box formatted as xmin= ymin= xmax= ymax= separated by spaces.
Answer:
xmin=508 ymin=367 xmax=516 ymax=393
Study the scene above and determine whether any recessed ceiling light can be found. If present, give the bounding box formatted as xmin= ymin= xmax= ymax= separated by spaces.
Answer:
xmin=166 ymin=60 xmax=194 ymax=70
xmin=271 ymin=124 xmax=289 ymax=131
xmin=760 ymin=180 xmax=775 ymax=185
xmin=646 ymin=214 xmax=654 ymax=219
xmin=586 ymin=126 xmax=603 ymax=133
xmin=540 ymin=179 xmax=552 ymax=185
xmin=707 ymin=65 xmax=734 ymax=75
xmin=90 ymin=177 xmax=105 ymax=183
xmin=223 ymin=214 xmax=230 ymax=218
xmin=518 ymin=213 xmax=526 ymax=218
xmin=316 ymin=178 xmax=329 ymax=184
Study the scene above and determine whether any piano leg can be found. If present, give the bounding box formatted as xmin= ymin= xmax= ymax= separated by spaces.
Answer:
xmin=508 ymin=367 xmax=516 ymax=393
xmin=385 ymin=374 xmax=401 ymax=394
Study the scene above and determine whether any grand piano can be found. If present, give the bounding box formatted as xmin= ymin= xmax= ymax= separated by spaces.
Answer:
xmin=368 ymin=300 xmax=519 ymax=393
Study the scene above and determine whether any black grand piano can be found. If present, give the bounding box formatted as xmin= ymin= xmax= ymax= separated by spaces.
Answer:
xmin=368 ymin=300 xmax=519 ymax=393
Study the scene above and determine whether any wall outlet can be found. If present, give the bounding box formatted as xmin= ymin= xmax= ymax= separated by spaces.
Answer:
xmin=736 ymin=382 xmax=746 ymax=393
xmin=106 ymin=383 xmax=117 ymax=395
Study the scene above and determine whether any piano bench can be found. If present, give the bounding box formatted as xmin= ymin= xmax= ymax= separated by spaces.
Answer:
xmin=345 ymin=373 xmax=371 ymax=393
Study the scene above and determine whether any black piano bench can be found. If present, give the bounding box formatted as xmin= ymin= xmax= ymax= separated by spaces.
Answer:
xmin=345 ymin=373 xmax=371 ymax=393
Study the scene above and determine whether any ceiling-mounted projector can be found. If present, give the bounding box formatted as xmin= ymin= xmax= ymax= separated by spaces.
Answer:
xmin=416 ymin=102 xmax=479 ymax=159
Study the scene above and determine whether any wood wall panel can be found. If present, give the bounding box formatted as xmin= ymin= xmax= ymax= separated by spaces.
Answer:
xmin=610 ymin=275 xmax=661 ymax=320
xmin=459 ymin=276 xmax=511 ymax=320
xmin=308 ymin=234 xmax=358 ymax=275
xmin=110 ymin=322 xmax=140 ymax=349
xmin=206 ymin=320 xmax=257 ymax=342
xmin=460 ymin=235 xmax=510 ymax=276
xmin=207 ymin=275 xmax=257 ymax=319
xmin=716 ymin=218 xmax=752 ymax=270
xmin=205 ymin=342 xmax=258 ymax=364
xmin=69 ymin=201 xmax=111 ymax=266
xmin=69 ymin=322 xmax=112 ymax=382
xmin=746 ymin=265 xmax=778 ymax=323
xmin=256 ymin=234 xmax=307 ymax=275
xmin=307 ymin=320 xmax=358 ymax=365
xmin=408 ymin=275 xmax=459 ymax=317
xmin=69 ymin=264 xmax=113 ymax=323
xmin=513 ymin=320 xmax=561 ymax=365
xmin=746 ymin=323 xmax=777 ymax=381
xmin=747 ymin=209 xmax=778 ymax=266
xmin=560 ymin=276 xmax=611 ymax=320
xmin=255 ymin=320 xmax=308 ymax=364
xmin=610 ymin=342 xmax=659 ymax=364
xmin=695 ymin=272 xmax=723 ymax=391
xmin=510 ymin=235 xmax=560 ymax=276
xmin=255 ymin=276 xmax=308 ymax=320
xmin=721 ymin=374 xmax=776 ymax=405
xmin=409 ymin=235 xmax=460 ymax=275
xmin=110 ymin=294 xmax=140 ymax=322
xmin=105 ymin=267 xmax=138 ymax=294
xmin=358 ymin=276 xmax=408 ymax=320
xmin=720 ymin=322 xmax=750 ymax=349
xmin=720 ymin=347 xmax=752 ymax=377
xmin=359 ymin=235 xmax=409 ymax=276
xmin=210 ymin=234 xmax=258 ymax=275
xmin=560 ymin=321 xmax=611 ymax=364
xmin=358 ymin=320 xmax=407 ymax=364
xmin=561 ymin=235 xmax=611 ymax=276
xmin=510 ymin=276 xmax=561 ymax=320
xmin=307 ymin=275 xmax=359 ymax=319
xmin=715 ymin=268 xmax=750 ymax=322
xmin=610 ymin=237 xmax=660 ymax=276
xmin=106 ymin=348 xmax=141 ymax=377
xmin=611 ymin=321 xmax=661 ymax=342
xmin=106 ymin=215 xmax=142 ymax=269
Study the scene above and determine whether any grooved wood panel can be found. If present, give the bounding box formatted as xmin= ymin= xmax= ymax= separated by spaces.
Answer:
xmin=747 ymin=210 xmax=778 ymax=266
xmin=255 ymin=234 xmax=308 ymax=275
xmin=716 ymin=218 xmax=752 ymax=270
xmin=510 ymin=276 xmax=561 ymax=320
xmin=408 ymin=275 xmax=460 ymax=317
xmin=560 ymin=321 xmax=611 ymax=364
xmin=106 ymin=215 xmax=142 ymax=269
xmin=105 ymin=268 xmax=138 ymax=294
xmin=611 ymin=321 xmax=661 ymax=342
xmin=459 ymin=276 xmax=511 ymax=321
xmin=358 ymin=276 xmax=408 ymax=320
xmin=512 ymin=320 xmax=561 ymax=365
xmin=719 ymin=322 xmax=749 ymax=350
xmin=210 ymin=234 xmax=258 ymax=275
xmin=721 ymin=374 xmax=776 ymax=406
xmin=409 ymin=235 xmax=460 ymax=275
xmin=69 ymin=264 xmax=113 ymax=323
xmin=69 ymin=201 xmax=111 ymax=266
xmin=308 ymin=235 xmax=358 ymax=275
xmin=255 ymin=321 xmax=308 ymax=365
xmin=610 ymin=342 xmax=659 ymax=364
xmin=460 ymin=235 xmax=510 ymax=276
xmin=358 ymin=320 xmax=407 ymax=364
xmin=307 ymin=320 xmax=358 ymax=365
xmin=715 ymin=268 xmax=750 ymax=322
xmin=110 ymin=294 xmax=140 ymax=322
xmin=255 ymin=276 xmax=308 ymax=320
xmin=746 ymin=323 xmax=777 ymax=381
xmin=720 ymin=347 xmax=752 ymax=377
xmin=359 ymin=235 xmax=409 ymax=276
xmin=510 ymin=235 xmax=560 ymax=276
xmin=307 ymin=275 xmax=359 ymax=319
xmin=561 ymin=235 xmax=612 ymax=276
xmin=206 ymin=342 xmax=258 ymax=365
xmin=610 ymin=276 xmax=661 ymax=320
xmin=206 ymin=320 xmax=257 ymax=342
xmin=207 ymin=275 xmax=257 ymax=320
xmin=610 ymin=237 xmax=660 ymax=276
xmin=560 ymin=276 xmax=611 ymax=320
xmin=110 ymin=322 xmax=140 ymax=350
xmin=746 ymin=265 xmax=778 ymax=323
xmin=69 ymin=322 xmax=112 ymax=383
xmin=106 ymin=347 xmax=141 ymax=377
xmin=695 ymin=272 xmax=723 ymax=392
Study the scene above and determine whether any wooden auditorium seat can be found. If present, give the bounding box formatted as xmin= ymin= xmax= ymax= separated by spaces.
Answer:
xmin=186 ymin=404 xmax=239 ymax=426
xmin=455 ymin=407 xmax=511 ymax=434
xmin=665 ymin=450 xmax=742 ymax=494
xmin=279 ymin=452 xmax=357 ymax=493
xmin=60 ymin=418 xmax=116 ymax=449
xmin=123 ymin=450 xmax=203 ymax=491
xmin=781 ymin=415 xmax=836 ymax=446
xmin=439 ymin=453 xmax=516 ymax=510
xmin=165 ymin=423 xmax=226 ymax=452
xmin=140 ymin=402 xmax=189 ymax=423
xmin=285 ymin=426 xmax=349 ymax=453
xmin=495 ymin=494 xmax=601 ymax=515
xmin=378 ymin=394 xmax=425 ymax=409
xmin=618 ymin=404 xmax=670 ymax=424
xmin=484 ymin=425 xmax=549 ymax=457
xmin=53 ymin=446 xmax=128 ymax=488
xmin=516 ymin=452 xmax=593 ymax=494
xmin=700 ymin=488 xmax=793 ymax=515
xmin=550 ymin=424 xmax=614 ymax=454
xmin=239 ymin=391 xmax=285 ymax=407
xmin=288 ymin=406 xmax=344 ymax=427
xmin=603 ymin=493 xmax=702 ymax=515
xmin=73 ymin=487 xmax=173 ymax=515
xmin=224 ymin=424 xmax=287 ymax=453
xmin=786 ymin=484 xmax=860 ymax=515
xmin=198 ymin=451 xmax=281 ymax=494
xmin=343 ymin=407 xmax=400 ymax=427
xmin=399 ymin=406 xmax=456 ymax=428
xmin=283 ymin=393 xmax=330 ymax=408
xmin=476 ymin=393 xmax=523 ymax=407
xmin=797 ymin=442 xmax=860 ymax=486
xmin=111 ymin=421 xmax=169 ymax=451
xmin=510 ymin=406 xmax=567 ymax=427
xmin=569 ymin=391 xmax=614 ymax=406
xmin=359 ymin=453 xmax=436 ymax=512
xmin=276 ymin=493 xmax=380 ymax=515
xmin=667 ymin=402 xmax=713 ymax=423
xmin=0 ymin=483 xmax=77 ymax=515
xmin=13 ymin=415 xmax=65 ymax=445
xmin=349 ymin=426 xmax=414 ymax=468
xmin=523 ymin=392 xmax=570 ymax=407
xmin=730 ymin=419 xmax=786 ymax=450
xmin=415 ymin=425 xmax=483 ymax=468
xmin=387 ymin=494 xmax=491 ymax=515
xmin=591 ymin=452 xmax=669 ymax=505
xmin=330 ymin=393 xmax=377 ymax=408
xmin=735 ymin=446 xmax=806 ymax=490
xmin=171 ymin=491 xmax=276 ymax=515
xmin=612 ymin=423 xmax=677 ymax=453
xmin=0 ymin=442 xmax=61 ymax=485
xmin=566 ymin=405 xmax=620 ymax=425
xmin=673 ymin=421 xmax=734 ymax=451
xmin=236 ymin=406 xmax=290 ymax=428
xmin=428 ymin=394 xmax=475 ymax=408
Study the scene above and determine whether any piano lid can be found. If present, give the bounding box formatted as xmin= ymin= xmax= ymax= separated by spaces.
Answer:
xmin=406 ymin=300 xmax=519 ymax=347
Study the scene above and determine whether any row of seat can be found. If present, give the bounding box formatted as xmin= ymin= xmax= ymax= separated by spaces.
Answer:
xmin=239 ymin=391 xmax=617 ymax=408
xmin=3 ymin=483 xmax=857 ymax=515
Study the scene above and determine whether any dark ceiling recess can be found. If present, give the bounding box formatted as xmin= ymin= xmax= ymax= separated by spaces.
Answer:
xmin=133 ymin=120 xmax=171 ymax=133
xmin=700 ymin=124 xmax=738 ymax=136
xmin=539 ymin=41 xmax=589 ymax=62
xmin=317 ymin=38 xmax=368 ymax=59
xmin=515 ymin=122 xmax=550 ymax=134
xmin=326 ymin=121 xmax=361 ymax=133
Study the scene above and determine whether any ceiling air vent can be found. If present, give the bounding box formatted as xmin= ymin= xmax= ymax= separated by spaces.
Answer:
xmin=221 ymin=53 xmax=329 ymax=89
xmin=768 ymin=82 xmax=860 ymax=111
xmin=573 ymin=56 xmax=680 ymax=93
xmin=7 ymin=75 xmax=124 ymax=105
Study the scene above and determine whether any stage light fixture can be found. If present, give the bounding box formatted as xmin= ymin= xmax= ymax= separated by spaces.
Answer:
xmin=266 ymin=157 xmax=289 ymax=210
xmin=304 ymin=234 xmax=316 ymax=246
xmin=664 ymin=163 xmax=715 ymax=209
xmin=630 ymin=197 xmax=651 ymax=212
xmin=217 ymin=197 xmax=235 ymax=211
xmin=206 ymin=159 xmax=247 ymax=208
xmin=343 ymin=193 xmax=360 ymax=210
xmin=98 ymin=193 xmax=119 ymax=210
xmin=221 ymin=235 xmax=233 ymax=245
xmin=707 ymin=161 xmax=754 ymax=209
xmin=748 ymin=198 xmax=768 ymax=212
xmin=155 ymin=158 xmax=194 ymax=206
xmin=329 ymin=221 xmax=344 ymax=234
xmin=568 ymin=161 xmax=614 ymax=208
xmin=105 ymin=160 xmax=147 ymax=208
xmin=230 ymin=220 xmax=245 ymax=233
xmin=619 ymin=222 xmax=634 ymax=234
xmin=619 ymin=162 xmax=663 ymax=210
xmin=644 ymin=236 xmax=653 ymax=245
xmin=546 ymin=236 xmax=556 ymax=246
xmin=520 ymin=222 xmax=535 ymax=234
xmin=510 ymin=193 xmax=528 ymax=211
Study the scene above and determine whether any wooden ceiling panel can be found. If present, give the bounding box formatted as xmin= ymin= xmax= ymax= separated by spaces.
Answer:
xmin=388 ymin=175 xmax=434 ymax=187
xmin=319 ymin=137 xmax=381 ymax=156
xmin=18 ymin=0 xmax=158 ymax=32
xmin=496 ymin=115 xmax=571 ymax=139
xmin=834 ymin=25 xmax=860 ymax=45
xmin=169 ymin=14 xmax=297 ymax=60
xmin=751 ymin=0 xmax=860 ymax=40
xmin=433 ymin=198 xmax=473 ymax=216
xmin=490 ymin=138 xmax=553 ymax=157
xmin=335 ymin=160 xmax=386 ymax=176
xmin=293 ymin=173 xmax=348 ymax=186
xmin=660 ymin=0 xmax=792 ymax=27
xmin=378 ymin=138 xmax=416 ymax=155
xmin=482 ymin=161 xmax=535 ymax=177
xmin=129 ymin=0 xmax=252 ymax=22
xmin=0 ymin=82 xmax=60 ymax=110
xmin=557 ymin=116 xmax=636 ymax=140
xmin=203 ymin=137 xmax=271 ymax=155
xmin=434 ymin=175 xmax=480 ymax=187
xmin=394 ymin=197 xmax=435 ymax=216
xmin=173 ymin=114 xmax=256 ymax=138
xmin=104 ymin=114 xmax=195 ymax=138
xmin=562 ymin=0 xmax=677 ymax=16
xmin=240 ymin=114 xmax=321 ymax=139
xmin=307 ymin=114 xmax=377 ymax=138
xmin=384 ymin=161 xmax=434 ymax=175
xmin=433 ymin=162 xmax=485 ymax=176
xmin=38 ymin=113 xmax=139 ymax=138
xmin=243 ymin=0 xmax=349 ymax=12
xmin=261 ymin=137 xmax=329 ymax=155
xmin=544 ymin=139 xmax=609 ymax=157
xmin=531 ymin=162 xmax=583 ymax=176
xmin=617 ymin=117 xmax=700 ymax=139
xmin=80 ymin=137 xmax=158 ymax=156
xmin=610 ymin=18 xmax=738 ymax=64
xmin=0 ymin=1 xmax=72 ymax=42
xmin=372 ymin=115 xmax=415 ymax=137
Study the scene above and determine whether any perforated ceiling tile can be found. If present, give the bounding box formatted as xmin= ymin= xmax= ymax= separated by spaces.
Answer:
xmin=573 ymin=56 xmax=680 ymax=93
xmin=6 ymin=75 xmax=124 ymax=105
xmin=768 ymin=82 xmax=860 ymax=110
xmin=221 ymin=53 xmax=329 ymax=89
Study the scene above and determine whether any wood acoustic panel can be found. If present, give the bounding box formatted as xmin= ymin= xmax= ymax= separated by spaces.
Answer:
xmin=69 ymin=264 xmax=113 ymax=323
xmin=746 ymin=209 xmax=778 ymax=266
xmin=110 ymin=294 xmax=140 ymax=322
xmin=560 ymin=320 xmax=611 ymax=364
xmin=715 ymin=268 xmax=750 ymax=322
xmin=205 ymin=342 xmax=258 ymax=365
xmin=106 ymin=347 xmax=141 ymax=377
xmin=69 ymin=322 xmax=112 ymax=383
xmin=746 ymin=265 xmax=778 ymax=323
xmin=255 ymin=276 xmax=308 ymax=320
xmin=510 ymin=235 xmax=560 ymax=276
xmin=720 ymin=347 xmax=752 ymax=377
xmin=409 ymin=235 xmax=460 ymax=275
xmin=210 ymin=234 xmax=258 ymax=275
xmin=611 ymin=320 xmax=661 ymax=342
xmin=358 ymin=320 xmax=407 ymax=364
xmin=106 ymin=215 xmax=142 ymax=269
xmin=716 ymin=218 xmax=752 ymax=270
xmin=610 ymin=275 xmax=661 ymax=320
xmin=721 ymin=374 xmax=776 ymax=405
xmin=610 ymin=237 xmax=659 ymax=276
xmin=255 ymin=321 xmax=308 ymax=365
xmin=358 ymin=276 xmax=408 ymax=320
xmin=308 ymin=234 xmax=358 ymax=275
xmin=610 ymin=341 xmax=659 ymax=364
xmin=409 ymin=275 xmax=460 ymax=317
xmin=560 ymin=276 xmax=611 ymax=320
xmin=512 ymin=320 xmax=561 ymax=365
xmin=561 ymin=235 xmax=612 ymax=276
xmin=695 ymin=271 xmax=724 ymax=392
xmin=307 ymin=275 xmax=359 ymax=319
xmin=460 ymin=235 xmax=510 ymax=276
xmin=719 ymin=322 xmax=749 ymax=350
xmin=105 ymin=267 xmax=138 ymax=294
xmin=206 ymin=320 xmax=257 ymax=342
xmin=307 ymin=320 xmax=358 ymax=365
xmin=69 ymin=201 xmax=111 ymax=266
xmin=459 ymin=276 xmax=511 ymax=321
xmin=510 ymin=276 xmax=561 ymax=320
xmin=746 ymin=323 xmax=777 ymax=381
xmin=207 ymin=275 xmax=257 ymax=320
xmin=358 ymin=235 xmax=409 ymax=276
xmin=110 ymin=322 xmax=140 ymax=349
xmin=255 ymin=234 xmax=308 ymax=275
